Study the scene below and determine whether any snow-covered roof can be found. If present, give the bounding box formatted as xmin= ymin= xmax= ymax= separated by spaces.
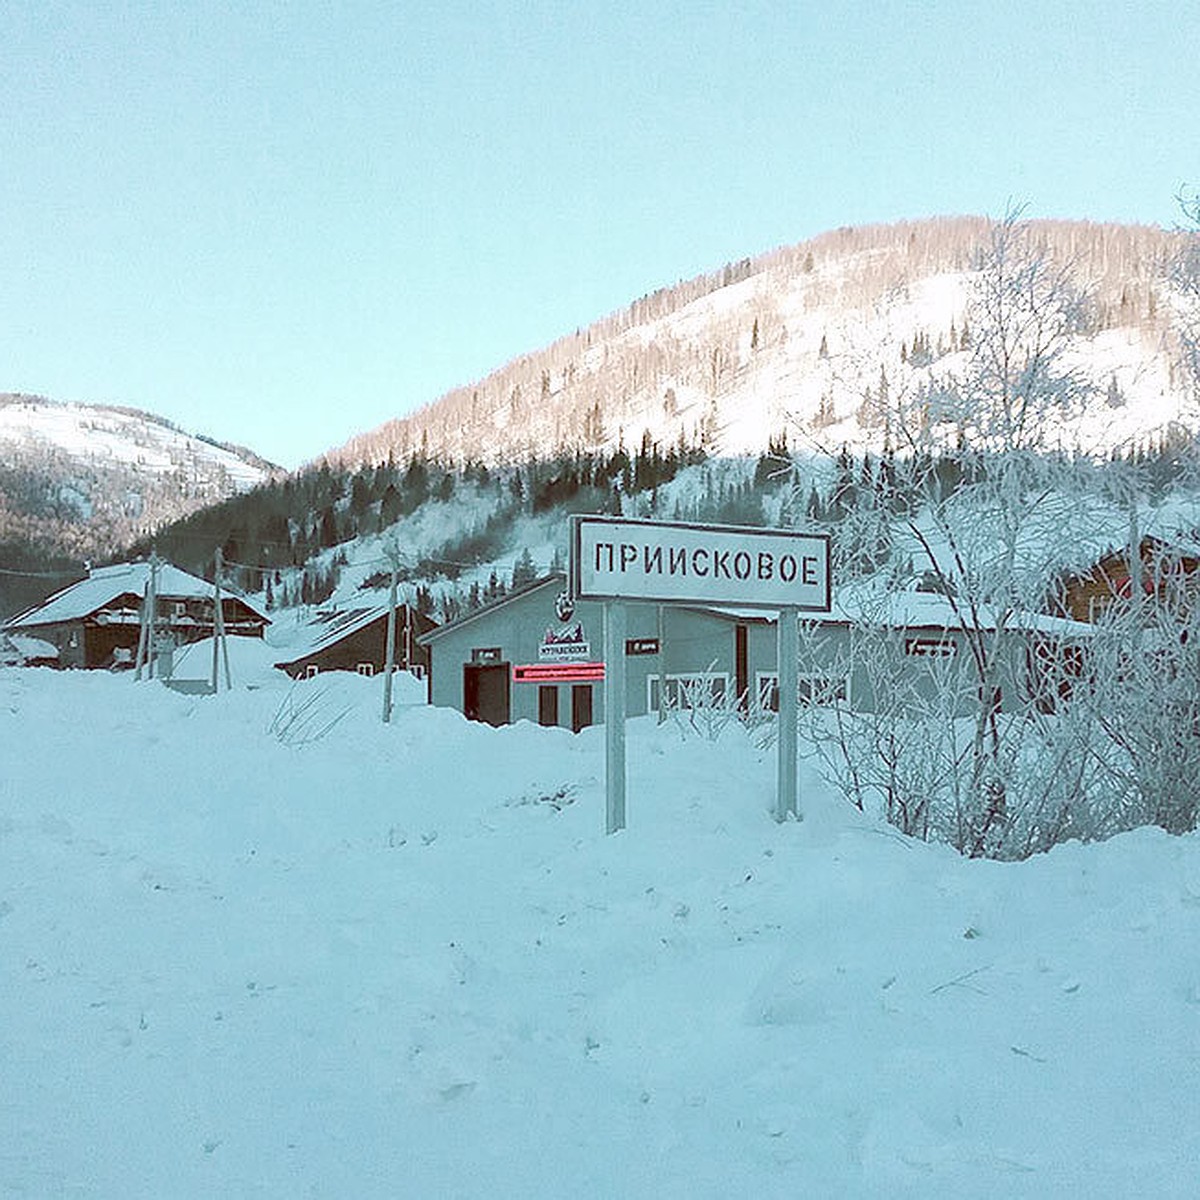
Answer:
xmin=274 ymin=606 xmax=387 ymax=665
xmin=274 ymin=602 xmax=437 ymax=668
xmin=682 ymin=591 xmax=1091 ymax=636
xmin=3 ymin=561 xmax=268 ymax=630
xmin=825 ymin=585 xmax=1093 ymax=637
xmin=419 ymin=572 xmax=1092 ymax=645
xmin=2 ymin=633 xmax=58 ymax=662
xmin=683 ymin=605 xmax=779 ymax=624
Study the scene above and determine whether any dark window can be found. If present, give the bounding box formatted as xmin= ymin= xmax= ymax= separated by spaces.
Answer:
xmin=538 ymin=685 xmax=559 ymax=727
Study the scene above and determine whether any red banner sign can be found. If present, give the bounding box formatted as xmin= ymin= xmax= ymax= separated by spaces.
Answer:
xmin=512 ymin=661 xmax=606 ymax=684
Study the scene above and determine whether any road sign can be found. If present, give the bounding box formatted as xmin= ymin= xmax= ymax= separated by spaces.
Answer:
xmin=566 ymin=516 xmax=829 ymax=834
xmin=570 ymin=515 xmax=831 ymax=611
xmin=512 ymin=661 xmax=606 ymax=684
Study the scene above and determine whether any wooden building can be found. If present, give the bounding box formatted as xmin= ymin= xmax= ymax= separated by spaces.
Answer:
xmin=1053 ymin=536 xmax=1200 ymax=623
xmin=273 ymin=604 xmax=436 ymax=680
xmin=2 ymin=561 xmax=268 ymax=669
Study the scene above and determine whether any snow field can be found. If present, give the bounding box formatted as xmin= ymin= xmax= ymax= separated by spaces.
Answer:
xmin=1 ymin=666 xmax=1197 ymax=1197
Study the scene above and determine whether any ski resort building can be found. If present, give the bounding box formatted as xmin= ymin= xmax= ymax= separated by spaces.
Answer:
xmin=417 ymin=574 xmax=775 ymax=729
xmin=418 ymin=573 xmax=1093 ymax=728
xmin=1 ymin=560 xmax=268 ymax=670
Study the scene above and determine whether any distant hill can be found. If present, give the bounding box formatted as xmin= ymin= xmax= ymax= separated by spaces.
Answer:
xmin=322 ymin=216 xmax=1193 ymax=470
xmin=0 ymin=393 xmax=279 ymax=614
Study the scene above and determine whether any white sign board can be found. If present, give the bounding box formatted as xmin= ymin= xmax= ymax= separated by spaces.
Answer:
xmin=570 ymin=515 xmax=831 ymax=611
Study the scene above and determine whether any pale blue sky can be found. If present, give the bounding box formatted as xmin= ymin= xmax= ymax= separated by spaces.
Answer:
xmin=2 ymin=1 xmax=1195 ymax=467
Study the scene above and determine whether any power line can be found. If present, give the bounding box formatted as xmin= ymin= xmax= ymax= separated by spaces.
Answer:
xmin=0 ymin=564 xmax=84 ymax=579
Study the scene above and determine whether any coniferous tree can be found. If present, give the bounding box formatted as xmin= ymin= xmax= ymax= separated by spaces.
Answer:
xmin=511 ymin=547 xmax=538 ymax=591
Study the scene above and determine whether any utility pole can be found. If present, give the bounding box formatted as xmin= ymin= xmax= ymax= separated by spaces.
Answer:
xmin=382 ymin=546 xmax=399 ymax=723
xmin=211 ymin=549 xmax=222 ymax=693
xmin=134 ymin=572 xmax=150 ymax=681
xmin=146 ymin=551 xmax=160 ymax=680
xmin=211 ymin=547 xmax=232 ymax=692
xmin=404 ymin=602 xmax=412 ymax=673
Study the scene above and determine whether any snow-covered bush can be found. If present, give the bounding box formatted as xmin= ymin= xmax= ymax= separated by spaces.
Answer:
xmin=795 ymin=212 xmax=1177 ymax=858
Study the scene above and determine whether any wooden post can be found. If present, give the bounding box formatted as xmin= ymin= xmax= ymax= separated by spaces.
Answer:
xmin=604 ymin=601 xmax=627 ymax=833
xmin=776 ymin=605 xmax=800 ymax=821
xmin=1129 ymin=504 xmax=1142 ymax=610
xmin=382 ymin=561 xmax=398 ymax=723
xmin=216 ymin=548 xmax=232 ymax=690
xmin=147 ymin=552 xmax=160 ymax=680
xmin=211 ymin=549 xmax=222 ymax=692
xmin=134 ymin=576 xmax=150 ymax=681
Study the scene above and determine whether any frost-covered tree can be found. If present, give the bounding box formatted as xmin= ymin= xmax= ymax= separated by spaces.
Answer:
xmin=1082 ymin=573 xmax=1200 ymax=835
xmin=1171 ymin=187 xmax=1200 ymax=406
xmin=807 ymin=211 xmax=1103 ymax=857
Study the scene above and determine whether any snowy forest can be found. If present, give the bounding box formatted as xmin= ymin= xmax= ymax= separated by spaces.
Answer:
xmin=325 ymin=215 xmax=1190 ymax=471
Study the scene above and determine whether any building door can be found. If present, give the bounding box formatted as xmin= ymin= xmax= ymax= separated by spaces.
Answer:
xmin=571 ymin=684 xmax=593 ymax=733
xmin=464 ymin=663 xmax=511 ymax=726
xmin=538 ymin=685 xmax=559 ymax=727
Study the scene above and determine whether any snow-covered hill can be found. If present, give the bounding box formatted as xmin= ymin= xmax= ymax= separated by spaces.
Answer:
xmin=1 ymin=660 xmax=1196 ymax=1196
xmin=0 ymin=393 xmax=278 ymax=561
xmin=327 ymin=217 xmax=1194 ymax=469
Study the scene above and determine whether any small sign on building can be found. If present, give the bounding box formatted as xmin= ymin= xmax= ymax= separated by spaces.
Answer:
xmin=625 ymin=636 xmax=660 ymax=656
xmin=538 ymin=623 xmax=591 ymax=661
xmin=906 ymin=638 xmax=957 ymax=658
xmin=513 ymin=661 xmax=606 ymax=684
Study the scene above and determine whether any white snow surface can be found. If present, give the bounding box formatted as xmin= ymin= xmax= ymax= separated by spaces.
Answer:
xmin=1 ymin=659 xmax=1197 ymax=1197
xmin=0 ymin=396 xmax=269 ymax=488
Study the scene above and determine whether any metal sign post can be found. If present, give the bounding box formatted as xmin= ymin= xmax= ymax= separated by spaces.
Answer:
xmin=604 ymin=600 xmax=627 ymax=834
xmin=776 ymin=606 xmax=800 ymax=821
xmin=568 ymin=515 xmax=831 ymax=833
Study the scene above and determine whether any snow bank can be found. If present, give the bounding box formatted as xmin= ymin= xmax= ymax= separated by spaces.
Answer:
xmin=1 ymin=667 xmax=1196 ymax=1196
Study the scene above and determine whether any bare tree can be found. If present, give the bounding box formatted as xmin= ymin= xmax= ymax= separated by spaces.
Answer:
xmin=803 ymin=212 xmax=1107 ymax=857
xmin=1170 ymin=187 xmax=1200 ymax=406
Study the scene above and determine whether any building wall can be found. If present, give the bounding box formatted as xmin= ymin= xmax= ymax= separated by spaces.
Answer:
xmin=424 ymin=580 xmax=782 ymax=728
xmin=803 ymin=622 xmax=1057 ymax=716
xmin=14 ymin=609 xmax=265 ymax=671
xmin=26 ymin=621 xmax=87 ymax=668
xmin=84 ymin=622 xmax=141 ymax=669
xmin=281 ymin=609 xmax=434 ymax=679
xmin=424 ymin=580 xmax=1079 ymax=726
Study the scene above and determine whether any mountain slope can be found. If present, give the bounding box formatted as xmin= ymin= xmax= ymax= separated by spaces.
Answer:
xmin=0 ymin=393 xmax=278 ymax=561
xmin=324 ymin=216 xmax=1193 ymax=469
